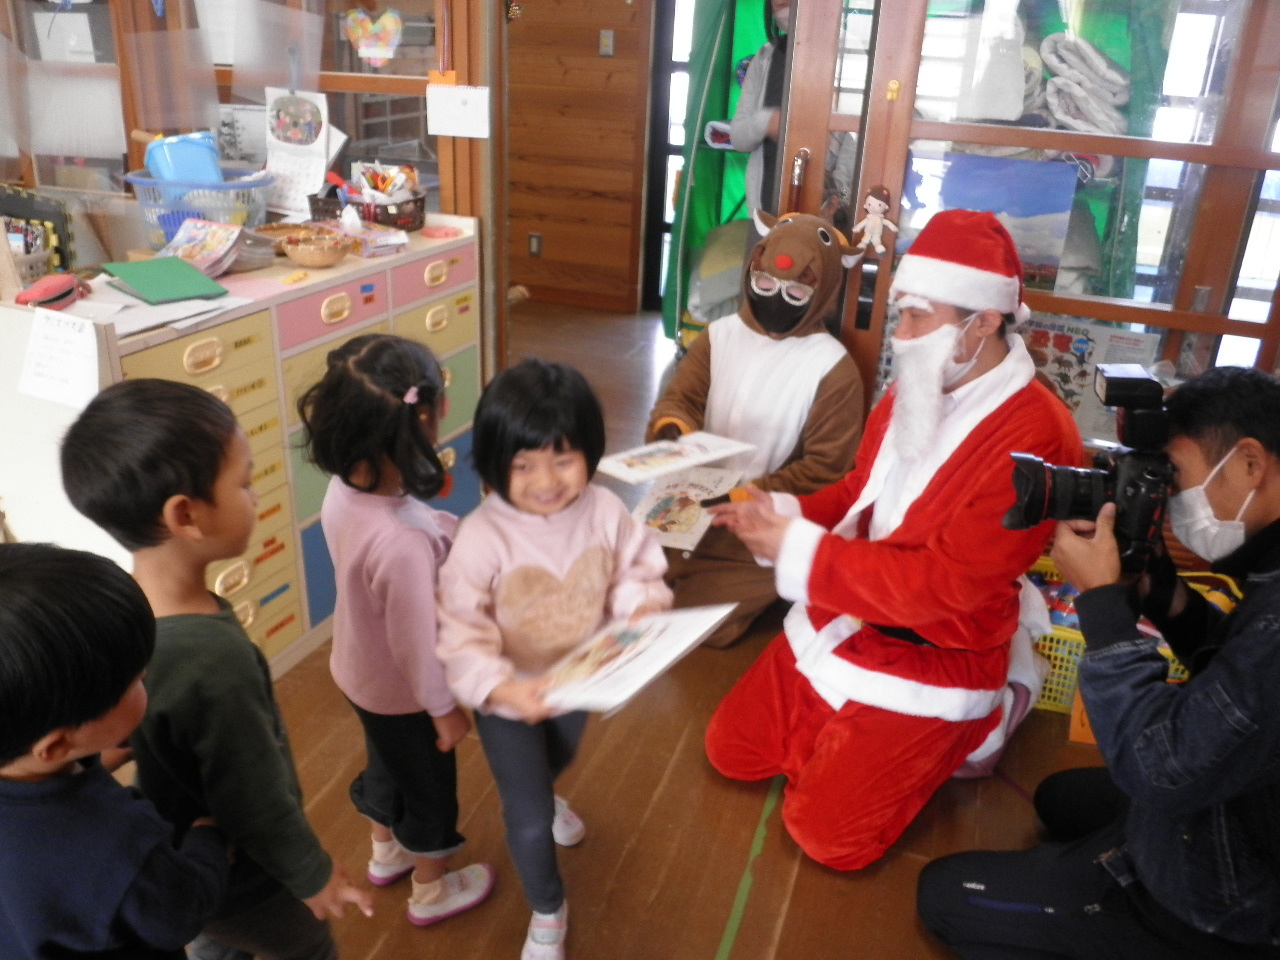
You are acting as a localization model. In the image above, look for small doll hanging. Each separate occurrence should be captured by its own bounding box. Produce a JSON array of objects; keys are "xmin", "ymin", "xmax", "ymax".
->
[{"xmin": 852, "ymin": 185, "xmax": 898, "ymax": 256}]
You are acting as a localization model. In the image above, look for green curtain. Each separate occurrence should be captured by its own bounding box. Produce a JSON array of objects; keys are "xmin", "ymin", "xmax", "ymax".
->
[
  {"xmin": 1024, "ymin": 0, "xmax": 1179, "ymax": 299},
  {"xmin": 661, "ymin": 0, "xmax": 767, "ymax": 339}
]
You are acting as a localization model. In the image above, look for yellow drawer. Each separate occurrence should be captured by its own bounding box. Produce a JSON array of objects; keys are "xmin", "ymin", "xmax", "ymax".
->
[
  {"xmin": 231, "ymin": 563, "xmax": 297, "ymax": 631},
  {"xmin": 241, "ymin": 403, "xmax": 285, "ymax": 459},
  {"xmin": 201, "ymin": 355, "xmax": 279, "ymax": 419},
  {"xmin": 240, "ymin": 560, "xmax": 305, "ymax": 657},
  {"xmin": 205, "ymin": 500, "xmax": 296, "ymax": 600},
  {"xmin": 121, "ymin": 311, "xmax": 272, "ymax": 384},
  {"xmin": 281, "ymin": 321, "xmax": 389, "ymax": 427},
  {"xmin": 251, "ymin": 599, "xmax": 305, "ymax": 660},
  {"xmin": 251, "ymin": 442, "xmax": 288, "ymax": 499},
  {"xmin": 390, "ymin": 287, "xmax": 479, "ymax": 358}
]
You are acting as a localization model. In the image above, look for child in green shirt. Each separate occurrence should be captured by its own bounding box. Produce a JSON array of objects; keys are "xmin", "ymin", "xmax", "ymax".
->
[{"xmin": 63, "ymin": 378, "xmax": 373, "ymax": 960}]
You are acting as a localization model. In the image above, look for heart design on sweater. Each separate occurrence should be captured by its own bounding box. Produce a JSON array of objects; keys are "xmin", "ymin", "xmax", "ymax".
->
[{"xmin": 495, "ymin": 546, "xmax": 614, "ymax": 673}]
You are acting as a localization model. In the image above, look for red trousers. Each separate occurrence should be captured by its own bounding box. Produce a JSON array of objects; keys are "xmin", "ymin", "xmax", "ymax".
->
[{"xmin": 705, "ymin": 633, "xmax": 1000, "ymax": 870}]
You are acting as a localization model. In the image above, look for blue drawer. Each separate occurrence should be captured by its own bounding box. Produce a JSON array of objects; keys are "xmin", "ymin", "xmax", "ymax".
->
[
  {"xmin": 299, "ymin": 521, "xmax": 337, "ymax": 628},
  {"xmin": 435, "ymin": 428, "xmax": 481, "ymax": 516}
]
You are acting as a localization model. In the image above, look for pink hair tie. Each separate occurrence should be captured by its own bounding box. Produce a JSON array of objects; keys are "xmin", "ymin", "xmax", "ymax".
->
[{"xmin": 403, "ymin": 386, "xmax": 420, "ymax": 405}]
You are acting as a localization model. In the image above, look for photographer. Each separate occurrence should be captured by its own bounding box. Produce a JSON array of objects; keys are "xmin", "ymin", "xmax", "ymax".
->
[{"xmin": 917, "ymin": 365, "xmax": 1280, "ymax": 959}]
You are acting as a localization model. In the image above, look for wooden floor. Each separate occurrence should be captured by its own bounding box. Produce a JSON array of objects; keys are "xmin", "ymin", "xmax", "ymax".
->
[{"xmin": 274, "ymin": 301, "xmax": 1102, "ymax": 960}]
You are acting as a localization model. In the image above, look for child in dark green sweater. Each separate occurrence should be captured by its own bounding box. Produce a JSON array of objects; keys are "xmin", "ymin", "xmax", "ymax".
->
[{"xmin": 63, "ymin": 379, "xmax": 373, "ymax": 960}]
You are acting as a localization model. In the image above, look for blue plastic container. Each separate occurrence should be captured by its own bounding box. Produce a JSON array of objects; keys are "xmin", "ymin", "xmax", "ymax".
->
[{"xmin": 144, "ymin": 132, "xmax": 223, "ymax": 184}]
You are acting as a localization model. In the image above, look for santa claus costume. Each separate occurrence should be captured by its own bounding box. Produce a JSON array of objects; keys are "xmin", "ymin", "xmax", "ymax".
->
[{"xmin": 705, "ymin": 210, "xmax": 1083, "ymax": 870}]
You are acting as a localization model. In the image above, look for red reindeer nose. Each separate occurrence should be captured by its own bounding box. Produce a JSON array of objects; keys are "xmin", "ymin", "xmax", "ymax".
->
[{"xmin": 774, "ymin": 253, "xmax": 794, "ymax": 271}]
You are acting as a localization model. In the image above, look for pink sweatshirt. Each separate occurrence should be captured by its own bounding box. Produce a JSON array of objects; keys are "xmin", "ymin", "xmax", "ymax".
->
[
  {"xmin": 322, "ymin": 476, "xmax": 458, "ymax": 717},
  {"xmin": 436, "ymin": 484, "xmax": 672, "ymax": 718}
]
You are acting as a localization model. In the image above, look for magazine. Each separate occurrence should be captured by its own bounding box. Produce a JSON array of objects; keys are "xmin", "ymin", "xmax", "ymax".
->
[
  {"xmin": 597, "ymin": 432, "xmax": 755, "ymax": 485},
  {"xmin": 156, "ymin": 219, "xmax": 243, "ymax": 277},
  {"xmin": 542, "ymin": 603, "xmax": 736, "ymax": 714},
  {"xmin": 631, "ymin": 466, "xmax": 740, "ymax": 551}
]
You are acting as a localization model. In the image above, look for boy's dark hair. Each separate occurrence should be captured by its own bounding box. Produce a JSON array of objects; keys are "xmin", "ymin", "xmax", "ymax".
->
[
  {"xmin": 298, "ymin": 334, "xmax": 447, "ymax": 501},
  {"xmin": 1166, "ymin": 366, "xmax": 1280, "ymax": 462},
  {"xmin": 472, "ymin": 358, "xmax": 605, "ymax": 500},
  {"xmin": 0, "ymin": 543, "xmax": 154, "ymax": 766},
  {"xmin": 61, "ymin": 380, "xmax": 238, "ymax": 551}
]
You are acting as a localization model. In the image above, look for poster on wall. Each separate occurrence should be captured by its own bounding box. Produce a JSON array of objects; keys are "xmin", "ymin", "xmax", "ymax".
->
[
  {"xmin": 900, "ymin": 152, "xmax": 1082, "ymax": 292},
  {"xmin": 1019, "ymin": 316, "xmax": 1162, "ymax": 442}
]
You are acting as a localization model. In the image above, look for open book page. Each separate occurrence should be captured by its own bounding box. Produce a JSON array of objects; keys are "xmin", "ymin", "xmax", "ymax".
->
[
  {"xmin": 597, "ymin": 432, "xmax": 755, "ymax": 485},
  {"xmin": 542, "ymin": 604, "xmax": 737, "ymax": 714},
  {"xmin": 631, "ymin": 467, "xmax": 740, "ymax": 551}
]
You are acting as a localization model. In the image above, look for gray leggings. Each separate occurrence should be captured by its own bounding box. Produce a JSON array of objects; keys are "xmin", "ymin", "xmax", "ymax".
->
[{"xmin": 473, "ymin": 710, "xmax": 588, "ymax": 914}]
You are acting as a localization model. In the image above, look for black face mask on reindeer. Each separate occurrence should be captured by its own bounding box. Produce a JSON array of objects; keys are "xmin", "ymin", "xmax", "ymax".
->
[{"xmin": 742, "ymin": 211, "xmax": 861, "ymax": 337}]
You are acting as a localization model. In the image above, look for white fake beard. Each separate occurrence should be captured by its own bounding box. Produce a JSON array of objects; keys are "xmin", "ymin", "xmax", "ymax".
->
[
  {"xmin": 888, "ymin": 323, "xmax": 961, "ymax": 462},
  {"xmin": 773, "ymin": 6, "xmax": 791, "ymax": 31}
]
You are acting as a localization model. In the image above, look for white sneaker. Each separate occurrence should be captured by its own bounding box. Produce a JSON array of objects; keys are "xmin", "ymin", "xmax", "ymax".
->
[
  {"xmin": 521, "ymin": 902, "xmax": 568, "ymax": 960},
  {"xmin": 552, "ymin": 796, "xmax": 585, "ymax": 847},
  {"xmin": 367, "ymin": 838, "xmax": 415, "ymax": 886},
  {"xmin": 407, "ymin": 863, "xmax": 496, "ymax": 927}
]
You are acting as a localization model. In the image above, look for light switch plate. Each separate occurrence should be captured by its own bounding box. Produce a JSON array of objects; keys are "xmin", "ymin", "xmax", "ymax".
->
[{"xmin": 599, "ymin": 29, "xmax": 615, "ymax": 57}]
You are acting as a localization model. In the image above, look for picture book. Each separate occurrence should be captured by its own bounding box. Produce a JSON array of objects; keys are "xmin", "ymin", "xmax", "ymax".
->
[
  {"xmin": 155, "ymin": 219, "xmax": 242, "ymax": 277},
  {"xmin": 631, "ymin": 466, "xmax": 740, "ymax": 551},
  {"xmin": 597, "ymin": 432, "xmax": 755, "ymax": 485},
  {"xmin": 542, "ymin": 604, "xmax": 737, "ymax": 714}
]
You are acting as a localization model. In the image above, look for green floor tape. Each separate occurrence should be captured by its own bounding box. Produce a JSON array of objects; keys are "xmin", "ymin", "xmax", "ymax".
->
[{"xmin": 715, "ymin": 776, "xmax": 784, "ymax": 960}]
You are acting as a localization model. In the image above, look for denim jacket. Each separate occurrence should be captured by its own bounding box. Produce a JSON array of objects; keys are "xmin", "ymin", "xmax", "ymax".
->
[{"xmin": 1075, "ymin": 518, "xmax": 1280, "ymax": 946}]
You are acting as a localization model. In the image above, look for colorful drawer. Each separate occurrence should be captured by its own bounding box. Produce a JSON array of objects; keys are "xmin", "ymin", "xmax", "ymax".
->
[
  {"xmin": 390, "ymin": 287, "xmax": 479, "ymax": 359},
  {"xmin": 205, "ymin": 491, "xmax": 296, "ymax": 600},
  {"xmin": 300, "ymin": 520, "xmax": 337, "ymax": 627},
  {"xmin": 241, "ymin": 402, "xmax": 287, "ymax": 498},
  {"xmin": 199, "ymin": 355, "xmax": 279, "ymax": 418},
  {"xmin": 238, "ymin": 565, "xmax": 305, "ymax": 658},
  {"xmin": 390, "ymin": 243, "xmax": 477, "ymax": 309},
  {"xmin": 120, "ymin": 310, "xmax": 272, "ymax": 383},
  {"xmin": 439, "ymin": 344, "xmax": 480, "ymax": 440},
  {"xmin": 289, "ymin": 437, "xmax": 330, "ymax": 524},
  {"xmin": 276, "ymin": 273, "xmax": 390, "ymax": 352},
  {"xmin": 435, "ymin": 429, "xmax": 482, "ymax": 516}
]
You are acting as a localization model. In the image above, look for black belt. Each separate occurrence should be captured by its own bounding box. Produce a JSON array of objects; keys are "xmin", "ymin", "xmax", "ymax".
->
[{"xmin": 865, "ymin": 623, "xmax": 936, "ymax": 648}]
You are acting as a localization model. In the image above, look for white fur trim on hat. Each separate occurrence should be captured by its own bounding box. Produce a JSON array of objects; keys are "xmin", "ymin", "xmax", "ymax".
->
[{"xmin": 891, "ymin": 253, "xmax": 1022, "ymax": 315}]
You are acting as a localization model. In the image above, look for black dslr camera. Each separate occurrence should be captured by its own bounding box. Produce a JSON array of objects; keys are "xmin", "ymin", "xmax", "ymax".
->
[{"xmin": 1003, "ymin": 364, "xmax": 1172, "ymax": 573}]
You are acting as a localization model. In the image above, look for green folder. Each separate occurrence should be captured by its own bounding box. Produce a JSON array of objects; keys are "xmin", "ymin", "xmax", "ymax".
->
[{"xmin": 102, "ymin": 257, "xmax": 228, "ymax": 305}]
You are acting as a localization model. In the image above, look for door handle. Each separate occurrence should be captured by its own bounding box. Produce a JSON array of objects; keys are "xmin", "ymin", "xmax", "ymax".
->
[{"xmin": 787, "ymin": 147, "xmax": 810, "ymax": 213}]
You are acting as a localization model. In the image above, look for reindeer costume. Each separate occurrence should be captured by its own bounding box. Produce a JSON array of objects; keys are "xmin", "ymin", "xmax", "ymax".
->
[{"xmin": 647, "ymin": 212, "xmax": 864, "ymax": 648}]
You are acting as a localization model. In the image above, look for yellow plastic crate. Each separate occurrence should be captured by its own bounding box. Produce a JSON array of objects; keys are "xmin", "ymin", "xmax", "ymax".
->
[{"xmin": 1034, "ymin": 627, "xmax": 1086, "ymax": 714}]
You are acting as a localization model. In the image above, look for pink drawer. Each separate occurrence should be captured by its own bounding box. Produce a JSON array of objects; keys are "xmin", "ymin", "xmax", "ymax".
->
[
  {"xmin": 390, "ymin": 243, "xmax": 478, "ymax": 308},
  {"xmin": 276, "ymin": 274, "xmax": 389, "ymax": 351}
]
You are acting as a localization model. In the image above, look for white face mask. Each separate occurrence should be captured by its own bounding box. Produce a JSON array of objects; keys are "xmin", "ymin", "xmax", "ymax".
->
[
  {"xmin": 1168, "ymin": 446, "xmax": 1255, "ymax": 561},
  {"xmin": 941, "ymin": 312, "xmax": 983, "ymax": 388}
]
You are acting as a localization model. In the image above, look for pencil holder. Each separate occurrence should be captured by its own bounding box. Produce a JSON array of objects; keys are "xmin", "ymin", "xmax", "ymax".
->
[{"xmin": 308, "ymin": 191, "xmax": 426, "ymax": 231}]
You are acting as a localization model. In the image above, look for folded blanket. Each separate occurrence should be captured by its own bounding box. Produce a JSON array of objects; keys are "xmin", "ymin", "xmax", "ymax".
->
[{"xmin": 1040, "ymin": 32, "xmax": 1129, "ymax": 106}]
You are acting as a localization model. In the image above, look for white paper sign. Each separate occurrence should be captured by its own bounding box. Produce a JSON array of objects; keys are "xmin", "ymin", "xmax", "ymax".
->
[
  {"xmin": 427, "ymin": 85, "xmax": 491, "ymax": 139},
  {"xmin": 17, "ymin": 308, "xmax": 100, "ymax": 409}
]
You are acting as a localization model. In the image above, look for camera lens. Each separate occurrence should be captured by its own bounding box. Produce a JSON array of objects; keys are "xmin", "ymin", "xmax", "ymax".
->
[{"xmin": 1003, "ymin": 453, "xmax": 1111, "ymax": 530}]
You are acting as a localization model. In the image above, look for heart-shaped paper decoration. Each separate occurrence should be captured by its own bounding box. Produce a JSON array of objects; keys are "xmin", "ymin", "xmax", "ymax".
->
[{"xmin": 344, "ymin": 8, "xmax": 405, "ymax": 68}]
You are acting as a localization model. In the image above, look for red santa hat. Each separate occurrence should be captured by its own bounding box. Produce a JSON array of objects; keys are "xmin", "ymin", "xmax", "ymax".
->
[{"xmin": 890, "ymin": 209, "xmax": 1030, "ymax": 321}]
